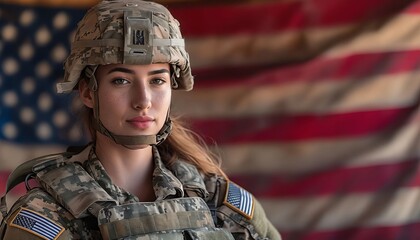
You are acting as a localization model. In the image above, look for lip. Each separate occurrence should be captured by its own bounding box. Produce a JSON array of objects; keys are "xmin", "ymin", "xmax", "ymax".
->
[{"xmin": 126, "ymin": 116, "xmax": 154, "ymax": 129}]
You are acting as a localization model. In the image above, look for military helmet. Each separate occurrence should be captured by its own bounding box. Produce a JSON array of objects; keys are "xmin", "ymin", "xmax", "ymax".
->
[{"xmin": 57, "ymin": 0, "xmax": 193, "ymax": 93}]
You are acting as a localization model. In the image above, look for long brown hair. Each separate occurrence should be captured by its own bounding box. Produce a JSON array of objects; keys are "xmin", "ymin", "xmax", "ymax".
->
[{"xmin": 159, "ymin": 116, "xmax": 227, "ymax": 177}]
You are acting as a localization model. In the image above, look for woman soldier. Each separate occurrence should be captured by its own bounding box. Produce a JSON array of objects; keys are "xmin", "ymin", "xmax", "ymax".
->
[{"xmin": 0, "ymin": 1, "xmax": 280, "ymax": 239}]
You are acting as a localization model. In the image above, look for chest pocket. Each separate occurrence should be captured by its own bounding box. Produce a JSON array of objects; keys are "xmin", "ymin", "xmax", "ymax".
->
[{"xmin": 97, "ymin": 197, "xmax": 234, "ymax": 240}]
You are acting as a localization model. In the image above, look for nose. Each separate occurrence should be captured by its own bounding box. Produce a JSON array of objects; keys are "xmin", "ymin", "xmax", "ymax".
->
[{"xmin": 132, "ymin": 82, "xmax": 151, "ymax": 110}]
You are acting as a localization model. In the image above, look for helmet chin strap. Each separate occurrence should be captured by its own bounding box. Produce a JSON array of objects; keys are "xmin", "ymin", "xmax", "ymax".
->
[
  {"xmin": 91, "ymin": 114, "xmax": 172, "ymax": 147},
  {"xmin": 85, "ymin": 66, "xmax": 172, "ymax": 148}
]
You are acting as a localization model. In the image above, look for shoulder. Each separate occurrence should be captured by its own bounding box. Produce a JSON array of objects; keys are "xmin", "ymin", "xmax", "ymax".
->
[
  {"xmin": 204, "ymin": 175, "xmax": 281, "ymax": 240},
  {"xmin": 1, "ymin": 188, "xmax": 74, "ymax": 239},
  {"xmin": 0, "ymin": 144, "xmax": 98, "ymax": 240}
]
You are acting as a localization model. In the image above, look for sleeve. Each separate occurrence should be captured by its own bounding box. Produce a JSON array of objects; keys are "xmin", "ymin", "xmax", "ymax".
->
[
  {"xmin": 0, "ymin": 189, "xmax": 75, "ymax": 240},
  {"xmin": 250, "ymin": 199, "xmax": 281, "ymax": 240},
  {"xmin": 214, "ymin": 180, "xmax": 281, "ymax": 240}
]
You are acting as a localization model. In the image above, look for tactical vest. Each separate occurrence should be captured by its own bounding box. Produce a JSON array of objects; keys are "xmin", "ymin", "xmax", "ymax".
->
[
  {"xmin": 97, "ymin": 198, "xmax": 232, "ymax": 240},
  {"xmin": 0, "ymin": 147, "xmax": 235, "ymax": 240}
]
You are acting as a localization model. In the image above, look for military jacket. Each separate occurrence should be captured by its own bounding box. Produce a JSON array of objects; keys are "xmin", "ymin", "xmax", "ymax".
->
[{"xmin": 0, "ymin": 145, "xmax": 280, "ymax": 240}]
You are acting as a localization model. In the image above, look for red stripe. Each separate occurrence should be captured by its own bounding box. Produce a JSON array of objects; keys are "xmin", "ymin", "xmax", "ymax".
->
[
  {"xmin": 170, "ymin": 0, "xmax": 410, "ymax": 37},
  {"xmin": 193, "ymin": 50, "xmax": 420, "ymax": 89},
  {"xmin": 404, "ymin": 0, "xmax": 420, "ymax": 14},
  {"xmin": 281, "ymin": 221, "xmax": 420, "ymax": 240},
  {"xmin": 190, "ymin": 107, "xmax": 415, "ymax": 144},
  {"xmin": 230, "ymin": 159, "xmax": 420, "ymax": 198}
]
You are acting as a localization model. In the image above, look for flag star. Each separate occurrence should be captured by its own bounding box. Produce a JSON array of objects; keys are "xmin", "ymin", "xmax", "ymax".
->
[
  {"xmin": 3, "ymin": 123, "xmax": 18, "ymax": 139},
  {"xmin": 20, "ymin": 107, "xmax": 36, "ymax": 124},
  {"xmin": 3, "ymin": 91, "xmax": 18, "ymax": 107},
  {"xmin": 37, "ymin": 122, "xmax": 52, "ymax": 140},
  {"xmin": 51, "ymin": 44, "xmax": 68, "ymax": 63},
  {"xmin": 2, "ymin": 24, "xmax": 18, "ymax": 41},
  {"xmin": 2, "ymin": 58, "xmax": 19, "ymax": 75},
  {"xmin": 22, "ymin": 77, "xmax": 36, "ymax": 94},
  {"xmin": 53, "ymin": 12, "xmax": 69, "ymax": 29},
  {"xmin": 36, "ymin": 61, "xmax": 52, "ymax": 78},
  {"xmin": 20, "ymin": 10, "xmax": 36, "ymax": 26},
  {"xmin": 35, "ymin": 26, "xmax": 51, "ymax": 46},
  {"xmin": 38, "ymin": 93, "xmax": 53, "ymax": 112},
  {"xmin": 19, "ymin": 42, "xmax": 35, "ymax": 61},
  {"xmin": 53, "ymin": 110, "xmax": 69, "ymax": 127},
  {"xmin": 0, "ymin": 4, "xmax": 97, "ymax": 144}
]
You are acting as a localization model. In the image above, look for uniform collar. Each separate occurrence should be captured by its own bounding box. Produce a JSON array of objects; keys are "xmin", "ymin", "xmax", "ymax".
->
[
  {"xmin": 168, "ymin": 158, "xmax": 209, "ymax": 199},
  {"xmin": 151, "ymin": 146, "xmax": 184, "ymax": 200},
  {"xmin": 84, "ymin": 145, "xmax": 184, "ymax": 203}
]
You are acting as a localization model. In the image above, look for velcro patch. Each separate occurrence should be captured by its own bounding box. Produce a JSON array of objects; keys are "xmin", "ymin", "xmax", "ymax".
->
[
  {"xmin": 223, "ymin": 181, "xmax": 254, "ymax": 219},
  {"xmin": 10, "ymin": 208, "xmax": 65, "ymax": 240}
]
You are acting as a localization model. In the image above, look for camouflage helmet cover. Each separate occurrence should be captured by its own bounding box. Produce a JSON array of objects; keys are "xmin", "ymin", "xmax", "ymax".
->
[{"xmin": 57, "ymin": 0, "xmax": 193, "ymax": 93}]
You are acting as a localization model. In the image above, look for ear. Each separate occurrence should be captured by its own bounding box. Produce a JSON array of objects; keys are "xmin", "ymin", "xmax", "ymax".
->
[{"xmin": 78, "ymin": 79, "xmax": 94, "ymax": 109}]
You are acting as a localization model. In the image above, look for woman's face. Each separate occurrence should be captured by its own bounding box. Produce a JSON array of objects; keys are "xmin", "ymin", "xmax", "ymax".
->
[{"xmin": 82, "ymin": 63, "xmax": 172, "ymax": 138}]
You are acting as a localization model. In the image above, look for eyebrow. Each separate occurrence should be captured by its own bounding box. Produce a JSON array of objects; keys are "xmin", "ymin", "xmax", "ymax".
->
[
  {"xmin": 148, "ymin": 69, "xmax": 170, "ymax": 75},
  {"xmin": 107, "ymin": 67, "xmax": 170, "ymax": 76}
]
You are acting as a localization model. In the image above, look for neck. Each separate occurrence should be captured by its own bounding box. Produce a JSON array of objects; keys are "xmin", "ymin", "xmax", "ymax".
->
[{"xmin": 94, "ymin": 133, "xmax": 155, "ymax": 201}]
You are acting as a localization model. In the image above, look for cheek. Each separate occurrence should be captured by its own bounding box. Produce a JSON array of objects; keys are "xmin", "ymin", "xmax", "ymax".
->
[
  {"xmin": 153, "ymin": 90, "xmax": 171, "ymax": 126},
  {"xmin": 164, "ymin": 90, "xmax": 172, "ymax": 105},
  {"xmin": 98, "ymin": 90, "xmax": 125, "ymax": 116},
  {"xmin": 156, "ymin": 90, "xmax": 172, "ymax": 110}
]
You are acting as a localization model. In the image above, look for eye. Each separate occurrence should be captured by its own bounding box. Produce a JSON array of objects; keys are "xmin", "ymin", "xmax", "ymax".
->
[
  {"xmin": 112, "ymin": 78, "xmax": 130, "ymax": 85},
  {"xmin": 150, "ymin": 78, "xmax": 166, "ymax": 85}
]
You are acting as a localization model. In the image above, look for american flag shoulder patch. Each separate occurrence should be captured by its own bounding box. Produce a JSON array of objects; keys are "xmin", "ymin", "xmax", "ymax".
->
[
  {"xmin": 223, "ymin": 181, "xmax": 255, "ymax": 220},
  {"xmin": 10, "ymin": 208, "xmax": 65, "ymax": 240}
]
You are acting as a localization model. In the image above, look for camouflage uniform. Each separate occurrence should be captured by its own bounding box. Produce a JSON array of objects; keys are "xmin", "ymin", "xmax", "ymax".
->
[{"xmin": 0, "ymin": 145, "xmax": 281, "ymax": 239}]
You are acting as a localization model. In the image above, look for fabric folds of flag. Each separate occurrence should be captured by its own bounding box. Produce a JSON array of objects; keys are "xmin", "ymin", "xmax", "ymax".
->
[
  {"xmin": 2, "ymin": 0, "xmax": 420, "ymax": 239},
  {"xmin": 169, "ymin": 0, "xmax": 420, "ymax": 239}
]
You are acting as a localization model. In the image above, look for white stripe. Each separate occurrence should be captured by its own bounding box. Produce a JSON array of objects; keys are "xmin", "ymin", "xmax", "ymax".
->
[
  {"xmin": 242, "ymin": 190, "xmax": 249, "ymax": 215},
  {"xmin": 186, "ymin": 13, "xmax": 420, "ymax": 69},
  {"xmin": 260, "ymin": 186, "xmax": 420, "ymax": 232},
  {"xmin": 245, "ymin": 192, "xmax": 252, "ymax": 216},
  {"xmin": 323, "ymin": 13, "xmax": 420, "ymax": 58},
  {"xmin": 245, "ymin": 191, "xmax": 252, "ymax": 215},
  {"xmin": 32, "ymin": 226, "xmax": 55, "ymax": 240},
  {"xmin": 173, "ymin": 71, "xmax": 420, "ymax": 119},
  {"xmin": 32, "ymin": 225, "xmax": 59, "ymax": 238},
  {"xmin": 187, "ymin": 24, "xmax": 363, "ymax": 69},
  {"xmin": 240, "ymin": 188, "xmax": 247, "ymax": 214},
  {"xmin": 249, "ymin": 195, "xmax": 254, "ymax": 216}
]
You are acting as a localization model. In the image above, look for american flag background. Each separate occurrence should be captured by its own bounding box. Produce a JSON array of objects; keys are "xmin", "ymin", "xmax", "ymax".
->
[{"xmin": 2, "ymin": 0, "xmax": 420, "ymax": 239}]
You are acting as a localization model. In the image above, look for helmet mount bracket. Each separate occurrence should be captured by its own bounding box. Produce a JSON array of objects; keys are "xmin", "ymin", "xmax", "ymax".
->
[{"xmin": 124, "ymin": 11, "xmax": 153, "ymax": 65}]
